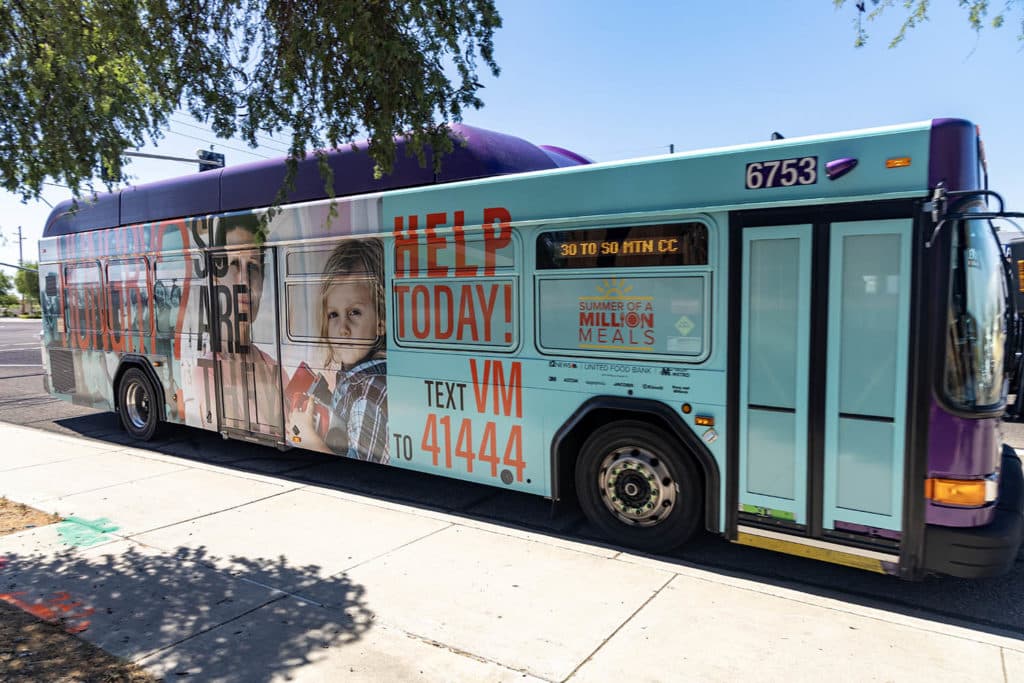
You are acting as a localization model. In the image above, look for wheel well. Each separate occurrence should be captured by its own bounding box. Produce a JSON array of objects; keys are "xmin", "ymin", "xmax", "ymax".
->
[
  {"xmin": 113, "ymin": 357, "xmax": 166, "ymax": 417},
  {"xmin": 551, "ymin": 399, "xmax": 719, "ymax": 533}
]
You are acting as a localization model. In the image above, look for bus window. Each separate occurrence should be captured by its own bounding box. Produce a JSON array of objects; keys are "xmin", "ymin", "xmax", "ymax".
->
[
  {"xmin": 536, "ymin": 274, "xmax": 708, "ymax": 359},
  {"xmin": 535, "ymin": 221, "xmax": 711, "ymax": 360},
  {"xmin": 284, "ymin": 241, "xmax": 387, "ymax": 347},
  {"xmin": 154, "ymin": 257, "xmax": 190, "ymax": 334},
  {"xmin": 284, "ymin": 245, "xmax": 335, "ymax": 344},
  {"xmin": 945, "ymin": 216, "xmax": 1008, "ymax": 409},
  {"xmin": 286, "ymin": 247, "xmax": 335, "ymax": 277},
  {"xmin": 107, "ymin": 258, "xmax": 150, "ymax": 337},
  {"xmin": 391, "ymin": 231, "xmax": 519, "ymax": 350},
  {"xmin": 287, "ymin": 276, "xmax": 381, "ymax": 342},
  {"xmin": 392, "ymin": 276, "xmax": 519, "ymax": 350},
  {"xmin": 63, "ymin": 263, "xmax": 103, "ymax": 337}
]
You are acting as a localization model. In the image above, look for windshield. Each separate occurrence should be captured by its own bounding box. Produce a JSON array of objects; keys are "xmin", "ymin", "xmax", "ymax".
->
[{"xmin": 944, "ymin": 215, "xmax": 1007, "ymax": 410}]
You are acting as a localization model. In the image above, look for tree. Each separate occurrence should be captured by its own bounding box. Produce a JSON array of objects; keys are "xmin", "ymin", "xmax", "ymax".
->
[
  {"xmin": 0, "ymin": 1, "xmax": 501, "ymax": 202},
  {"xmin": 0, "ymin": 271, "xmax": 12, "ymax": 297},
  {"xmin": 835, "ymin": 1, "xmax": 1023, "ymax": 47},
  {"xmin": 15, "ymin": 263, "xmax": 39, "ymax": 305}
]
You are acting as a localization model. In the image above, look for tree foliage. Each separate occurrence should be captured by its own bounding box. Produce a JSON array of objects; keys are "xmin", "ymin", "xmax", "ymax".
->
[
  {"xmin": 0, "ymin": 271, "xmax": 11, "ymax": 297},
  {"xmin": 14, "ymin": 263, "xmax": 39, "ymax": 303},
  {"xmin": 0, "ymin": 1, "xmax": 501, "ymax": 201},
  {"xmin": 835, "ymin": 1, "xmax": 1023, "ymax": 47}
]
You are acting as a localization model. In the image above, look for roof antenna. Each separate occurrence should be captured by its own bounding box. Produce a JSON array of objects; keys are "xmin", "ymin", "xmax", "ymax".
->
[{"xmin": 771, "ymin": 132, "xmax": 785, "ymax": 140}]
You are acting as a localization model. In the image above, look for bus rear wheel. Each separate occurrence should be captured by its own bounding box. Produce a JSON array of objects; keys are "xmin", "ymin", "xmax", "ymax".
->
[
  {"xmin": 117, "ymin": 367, "xmax": 162, "ymax": 441},
  {"xmin": 575, "ymin": 420, "xmax": 702, "ymax": 553}
]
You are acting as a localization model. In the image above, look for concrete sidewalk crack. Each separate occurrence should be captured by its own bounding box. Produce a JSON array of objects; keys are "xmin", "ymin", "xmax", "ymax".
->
[
  {"xmin": 680, "ymin": 570, "xmax": 1024, "ymax": 652},
  {"xmin": 292, "ymin": 522, "xmax": 456, "ymax": 601},
  {"xmin": 560, "ymin": 572, "xmax": 675, "ymax": 682},
  {"xmin": 31, "ymin": 465, "xmax": 194, "ymax": 505},
  {"xmin": 384, "ymin": 627, "xmax": 558, "ymax": 682},
  {"xmin": 123, "ymin": 486, "xmax": 306, "ymax": 540},
  {"xmin": 131, "ymin": 593, "xmax": 293, "ymax": 663}
]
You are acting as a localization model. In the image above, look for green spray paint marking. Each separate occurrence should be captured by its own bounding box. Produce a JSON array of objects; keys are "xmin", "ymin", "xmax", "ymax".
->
[
  {"xmin": 740, "ymin": 504, "xmax": 796, "ymax": 522},
  {"xmin": 57, "ymin": 517, "xmax": 120, "ymax": 547}
]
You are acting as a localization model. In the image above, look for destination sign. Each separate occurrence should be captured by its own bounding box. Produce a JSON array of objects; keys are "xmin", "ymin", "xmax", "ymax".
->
[{"xmin": 536, "ymin": 223, "xmax": 708, "ymax": 269}]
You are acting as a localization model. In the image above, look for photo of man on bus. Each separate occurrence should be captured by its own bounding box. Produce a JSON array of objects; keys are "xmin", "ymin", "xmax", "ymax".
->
[{"xmin": 192, "ymin": 214, "xmax": 285, "ymax": 435}]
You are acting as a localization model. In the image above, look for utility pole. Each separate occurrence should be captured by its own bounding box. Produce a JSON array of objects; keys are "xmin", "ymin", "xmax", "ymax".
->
[{"xmin": 16, "ymin": 226, "xmax": 25, "ymax": 314}]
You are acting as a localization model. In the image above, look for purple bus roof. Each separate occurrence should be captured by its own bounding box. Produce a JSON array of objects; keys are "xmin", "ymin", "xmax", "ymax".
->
[{"xmin": 43, "ymin": 124, "xmax": 590, "ymax": 237}]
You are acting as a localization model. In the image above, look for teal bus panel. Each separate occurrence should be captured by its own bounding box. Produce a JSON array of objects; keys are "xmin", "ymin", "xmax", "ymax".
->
[
  {"xmin": 738, "ymin": 225, "xmax": 812, "ymax": 524},
  {"xmin": 822, "ymin": 220, "xmax": 911, "ymax": 532}
]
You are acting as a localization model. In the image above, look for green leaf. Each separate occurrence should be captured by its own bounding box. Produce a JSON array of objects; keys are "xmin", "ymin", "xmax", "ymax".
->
[
  {"xmin": 835, "ymin": 0, "xmax": 1020, "ymax": 47},
  {"xmin": 0, "ymin": 0, "xmax": 502, "ymax": 208}
]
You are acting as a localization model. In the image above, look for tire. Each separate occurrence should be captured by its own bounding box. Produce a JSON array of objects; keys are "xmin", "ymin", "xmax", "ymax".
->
[
  {"xmin": 117, "ymin": 367, "xmax": 162, "ymax": 441},
  {"xmin": 575, "ymin": 420, "xmax": 702, "ymax": 553}
]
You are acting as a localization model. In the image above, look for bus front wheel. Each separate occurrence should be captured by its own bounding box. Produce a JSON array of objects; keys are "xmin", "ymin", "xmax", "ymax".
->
[
  {"xmin": 117, "ymin": 367, "xmax": 162, "ymax": 441},
  {"xmin": 575, "ymin": 420, "xmax": 702, "ymax": 553}
]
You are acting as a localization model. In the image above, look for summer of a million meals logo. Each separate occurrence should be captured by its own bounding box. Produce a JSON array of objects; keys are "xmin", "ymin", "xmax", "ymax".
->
[{"xmin": 578, "ymin": 279, "xmax": 655, "ymax": 351}]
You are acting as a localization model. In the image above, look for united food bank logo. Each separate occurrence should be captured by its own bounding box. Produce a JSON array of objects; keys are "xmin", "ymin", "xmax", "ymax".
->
[{"xmin": 578, "ymin": 278, "xmax": 655, "ymax": 351}]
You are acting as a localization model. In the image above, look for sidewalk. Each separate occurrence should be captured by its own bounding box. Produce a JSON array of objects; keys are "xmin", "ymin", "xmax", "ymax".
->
[{"xmin": 1, "ymin": 421, "xmax": 1022, "ymax": 682}]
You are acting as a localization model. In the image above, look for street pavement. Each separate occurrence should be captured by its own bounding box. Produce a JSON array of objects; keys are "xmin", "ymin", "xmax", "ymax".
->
[{"xmin": 1, "ymin": 420, "xmax": 1023, "ymax": 682}]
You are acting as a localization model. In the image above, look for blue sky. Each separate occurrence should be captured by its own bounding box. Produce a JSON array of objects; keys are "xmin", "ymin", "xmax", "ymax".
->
[{"xmin": 3, "ymin": 1, "xmax": 1022, "ymax": 279}]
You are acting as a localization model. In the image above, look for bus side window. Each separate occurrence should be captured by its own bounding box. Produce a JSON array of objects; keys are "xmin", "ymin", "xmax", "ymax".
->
[
  {"xmin": 107, "ymin": 258, "xmax": 150, "ymax": 337},
  {"xmin": 154, "ymin": 257, "xmax": 190, "ymax": 334},
  {"xmin": 39, "ymin": 266, "xmax": 63, "ymax": 343},
  {"xmin": 391, "ymin": 232, "xmax": 520, "ymax": 352},
  {"xmin": 63, "ymin": 263, "xmax": 104, "ymax": 341},
  {"xmin": 534, "ymin": 222, "xmax": 711, "ymax": 361},
  {"xmin": 283, "ymin": 244, "xmax": 340, "ymax": 345}
]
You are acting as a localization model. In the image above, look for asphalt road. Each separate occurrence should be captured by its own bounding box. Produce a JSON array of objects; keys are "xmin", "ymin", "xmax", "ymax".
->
[{"xmin": 3, "ymin": 319, "xmax": 1024, "ymax": 642}]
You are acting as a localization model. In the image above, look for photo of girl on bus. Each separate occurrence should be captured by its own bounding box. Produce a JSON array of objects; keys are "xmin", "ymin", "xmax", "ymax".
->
[{"xmin": 291, "ymin": 237, "xmax": 389, "ymax": 464}]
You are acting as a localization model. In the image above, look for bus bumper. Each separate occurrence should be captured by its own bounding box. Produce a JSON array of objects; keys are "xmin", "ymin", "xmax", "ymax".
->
[{"xmin": 922, "ymin": 445, "xmax": 1024, "ymax": 578}]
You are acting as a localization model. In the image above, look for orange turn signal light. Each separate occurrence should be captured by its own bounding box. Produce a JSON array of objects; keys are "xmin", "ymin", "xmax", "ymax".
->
[
  {"xmin": 886, "ymin": 157, "xmax": 912, "ymax": 169},
  {"xmin": 694, "ymin": 415, "xmax": 715, "ymax": 427},
  {"xmin": 924, "ymin": 477, "xmax": 995, "ymax": 507}
]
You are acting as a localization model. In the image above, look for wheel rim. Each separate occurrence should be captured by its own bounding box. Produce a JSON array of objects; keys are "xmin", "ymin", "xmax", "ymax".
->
[
  {"xmin": 598, "ymin": 446, "xmax": 677, "ymax": 527},
  {"xmin": 124, "ymin": 379, "xmax": 150, "ymax": 430}
]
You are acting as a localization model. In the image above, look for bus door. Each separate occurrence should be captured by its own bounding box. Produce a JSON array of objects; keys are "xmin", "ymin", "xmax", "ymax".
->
[
  {"xmin": 208, "ymin": 247, "xmax": 285, "ymax": 440},
  {"xmin": 736, "ymin": 219, "xmax": 911, "ymax": 557}
]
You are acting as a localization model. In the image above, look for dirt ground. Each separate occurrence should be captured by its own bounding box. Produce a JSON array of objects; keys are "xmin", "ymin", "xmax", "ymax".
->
[
  {"xmin": 0, "ymin": 497, "xmax": 157, "ymax": 682},
  {"xmin": 0, "ymin": 496, "xmax": 60, "ymax": 535}
]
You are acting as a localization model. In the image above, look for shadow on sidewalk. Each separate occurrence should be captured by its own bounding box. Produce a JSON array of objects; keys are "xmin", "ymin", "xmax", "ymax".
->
[
  {"xmin": 0, "ymin": 540, "xmax": 374, "ymax": 678},
  {"xmin": 49, "ymin": 413, "xmax": 1024, "ymax": 644},
  {"xmin": 53, "ymin": 412, "xmax": 588, "ymax": 534}
]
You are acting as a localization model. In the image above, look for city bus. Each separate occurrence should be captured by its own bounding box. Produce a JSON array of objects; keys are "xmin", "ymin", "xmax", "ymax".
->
[{"xmin": 39, "ymin": 119, "xmax": 1024, "ymax": 580}]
